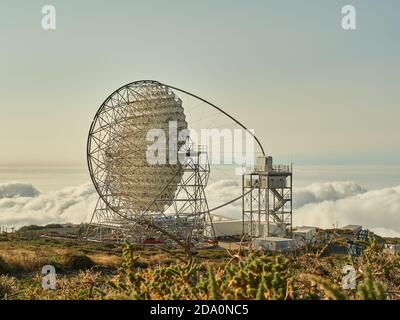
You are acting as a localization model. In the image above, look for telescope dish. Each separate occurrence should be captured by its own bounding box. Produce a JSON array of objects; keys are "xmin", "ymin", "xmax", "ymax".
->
[{"xmin": 88, "ymin": 81, "xmax": 188, "ymax": 217}]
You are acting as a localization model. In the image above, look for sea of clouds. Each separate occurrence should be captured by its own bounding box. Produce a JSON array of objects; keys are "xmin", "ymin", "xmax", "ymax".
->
[
  {"xmin": 0, "ymin": 180, "xmax": 399, "ymax": 237},
  {"xmin": 0, "ymin": 182, "xmax": 97, "ymax": 228}
]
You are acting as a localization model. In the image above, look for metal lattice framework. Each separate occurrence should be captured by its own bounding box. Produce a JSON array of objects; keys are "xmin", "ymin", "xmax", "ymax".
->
[
  {"xmin": 86, "ymin": 81, "xmax": 215, "ymax": 246},
  {"xmin": 242, "ymin": 161, "xmax": 293, "ymax": 239}
]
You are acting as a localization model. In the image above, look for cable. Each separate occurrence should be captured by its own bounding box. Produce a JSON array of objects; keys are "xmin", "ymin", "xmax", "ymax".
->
[
  {"xmin": 198, "ymin": 182, "xmax": 258, "ymax": 215},
  {"xmin": 157, "ymin": 81, "xmax": 265, "ymax": 157}
]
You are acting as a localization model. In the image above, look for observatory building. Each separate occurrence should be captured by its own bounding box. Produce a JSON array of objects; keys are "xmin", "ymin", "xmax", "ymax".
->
[{"xmin": 85, "ymin": 80, "xmax": 293, "ymax": 251}]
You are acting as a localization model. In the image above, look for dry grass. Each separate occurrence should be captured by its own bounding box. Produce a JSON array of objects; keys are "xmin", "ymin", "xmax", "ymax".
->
[
  {"xmin": 1, "ymin": 249, "xmax": 58, "ymax": 271},
  {"xmin": 0, "ymin": 239, "xmax": 121, "ymax": 272},
  {"xmin": 0, "ymin": 237, "xmax": 230, "ymax": 274},
  {"xmin": 88, "ymin": 254, "xmax": 122, "ymax": 268}
]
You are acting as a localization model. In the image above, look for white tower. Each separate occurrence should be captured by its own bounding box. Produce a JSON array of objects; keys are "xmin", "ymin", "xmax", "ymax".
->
[{"xmin": 242, "ymin": 156, "xmax": 293, "ymax": 239}]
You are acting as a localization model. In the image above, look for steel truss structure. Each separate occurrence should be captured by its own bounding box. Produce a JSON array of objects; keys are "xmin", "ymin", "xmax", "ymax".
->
[
  {"xmin": 242, "ymin": 158, "xmax": 293, "ymax": 239},
  {"xmin": 86, "ymin": 81, "xmax": 214, "ymax": 246}
]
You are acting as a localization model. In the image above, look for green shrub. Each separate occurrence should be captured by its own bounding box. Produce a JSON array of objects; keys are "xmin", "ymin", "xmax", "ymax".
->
[
  {"xmin": 0, "ymin": 275, "xmax": 19, "ymax": 299},
  {"xmin": 63, "ymin": 254, "xmax": 95, "ymax": 270},
  {"xmin": 357, "ymin": 267, "xmax": 386, "ymax": 300},
  {"xmin": 18, "ymin": 225, "xmax": 44, "ymax": 232},
  {"xmin": 0, "ymin": 256, "xmax": 9, "ymax": 274},
  {"xmin": 44, "ymin": 224, "xmax": 64, "ymax": 229},
  {"xmin": 105, "ymin": 244, "xmax": 296, "ymax": 300}
]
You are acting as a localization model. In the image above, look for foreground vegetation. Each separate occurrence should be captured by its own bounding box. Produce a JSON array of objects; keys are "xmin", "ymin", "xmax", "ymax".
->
[{"xmin": 0, "ymin": 227, "xmax": 399, "ymax": 300}]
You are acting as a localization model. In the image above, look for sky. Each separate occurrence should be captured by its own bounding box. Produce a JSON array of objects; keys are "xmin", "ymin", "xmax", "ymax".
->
[{"xmin": 0, "ymin": 0, "xmax": 399, "ymax": 166}]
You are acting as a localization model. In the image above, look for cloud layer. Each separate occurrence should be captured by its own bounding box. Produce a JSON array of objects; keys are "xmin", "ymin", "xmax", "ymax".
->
[
  {"xmin": 0, "ymin": 180, "xmax": 399, "ymax": 237},
  {"xmin": 0, "ymin": 182, "xmax": 41, "ymax": 198},
  {"xmin": 207, "ymin": 180, "xmax": 400, "ymax": 237},
  {"xmin": 293, "ymin": 181, "xmax": 367, "ymax": 208},
  {"xmin": 0, "ymin": 182, "xmax": 97, "ymax": 228},
  {"xmin": 295, "ymin": 185, "xmax": 400, "ymax": 237}
]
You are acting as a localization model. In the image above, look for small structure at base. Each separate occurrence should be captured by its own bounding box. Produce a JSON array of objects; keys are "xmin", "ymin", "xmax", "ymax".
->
[
  {"xmin": 384, "ymin": 243, "xmax": 400, "ymax": 255},
  {"xmin": 263, "ymin": 222, "xmax": 286, "ymax": 238},
  {"xmin": 212, "ymin": 220, "xmax": 243, "ymax": 238},
  {"xmin": 252, "ymin": 237, "xmax": 297, "ymax": 252},
  {"xmin": 212, "ymin": 220, "xmax": 286, "ymax": 239},
  {"xmin": 293, "ymin": 226, "xmax": 317, "ymax": 246}
]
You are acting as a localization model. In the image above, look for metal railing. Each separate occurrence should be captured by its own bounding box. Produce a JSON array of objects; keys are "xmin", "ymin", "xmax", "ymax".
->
[
  {"xmin": 272, "ymin": 165, "xmax": 292, "ymax": 173},
  {"xmin": 251, "ymin": 164, "xmax": 292, "ymax": 173}
]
